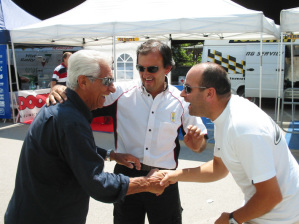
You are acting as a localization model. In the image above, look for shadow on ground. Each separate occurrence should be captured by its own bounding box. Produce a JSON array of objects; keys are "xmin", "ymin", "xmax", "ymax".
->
[{"xmin": 0, "ymin": 122, "xmax": 29, "ymax": 141}]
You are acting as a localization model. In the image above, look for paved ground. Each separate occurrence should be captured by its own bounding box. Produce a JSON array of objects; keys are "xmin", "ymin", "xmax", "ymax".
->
[
  {"xmin": 0, "ymin": 122, "xmax": 243, "ymax": 224},
  {"xmin": 1, "ymin": 98, "xmax": 299, "ymax": 224},
  {"xmin": 1, "ymin": 120, "xmax": 298, "ymax": 224}
]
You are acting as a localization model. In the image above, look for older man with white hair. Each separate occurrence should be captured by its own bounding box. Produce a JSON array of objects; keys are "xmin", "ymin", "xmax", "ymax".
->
[{"xmin": 5, "ymin": 50, "xmax": 167, "ymax": 224}]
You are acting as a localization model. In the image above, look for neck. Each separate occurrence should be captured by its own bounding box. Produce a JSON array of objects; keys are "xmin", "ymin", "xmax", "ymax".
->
[
  {"xmin": 75, "ymin": 89, "xmax": 92, "ymax": 110},
  {"xmin": 210, "ymin": 95, "xmax": 231, "ymax": 121},
  {"xmin": 146, "ymin": 82, "xmax": 167, "ymax": 99}
]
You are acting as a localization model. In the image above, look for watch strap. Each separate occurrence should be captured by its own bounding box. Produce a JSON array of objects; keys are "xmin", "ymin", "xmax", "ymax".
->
[
  {"xmin": 229, "ymin": 212, "xmax": 238, "ymax": 224},
  {"xmin": 106, "ymin": 149, "xmax": 114, "ymax": 161}
]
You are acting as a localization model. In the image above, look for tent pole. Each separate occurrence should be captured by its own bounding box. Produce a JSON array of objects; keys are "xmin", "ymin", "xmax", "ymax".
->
[
  {"xmin": 6, "ymin": 45, "xmax": 13, "ymax": 93},
  {"xmin": 290, "ymin": 33, "xmax": 295, "ymax": 126},
  {"xmin": 113, "ymin": 36, "xmax": 116, "ymax": 81},
  {"xmin": 259, "ymin": 33, "xmax": 263, "ymax": 108},
  {"xmin": 168, "ymin": 34, "xmax": 172, "ymax": 85},
  {"xmin": 276, "ymin": 33, "xmax": 284, "ymax": 123},
  {"xmin": 6, "ymin": 44, "xmax": 19, "ymax": 91},
  {"xmin": 6, "ymin": 44, "xmax": 16, "ymax": 123},
  {"xmin": 11, "ymin": 41, "xmax": 19, "ymax": 91}
]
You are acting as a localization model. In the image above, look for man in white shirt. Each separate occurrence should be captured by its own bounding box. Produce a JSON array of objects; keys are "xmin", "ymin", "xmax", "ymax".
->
[
  {"xmin": 51, "ymin": 52, "xmax": 72, "ymax": 88},
  {"xmin": 47, "ymin": 40, "xmax": 208, "ymax": 224},
  {"xmin": 160, "ymin": 62, "xmax": 299, "ymax": 224}
]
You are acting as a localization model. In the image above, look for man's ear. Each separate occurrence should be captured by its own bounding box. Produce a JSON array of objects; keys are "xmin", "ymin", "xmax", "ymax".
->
[
  {"xmin": 206, "ymin": 87, "xmax": 216, "ymax": 100},
  {"xmin": 165, "ymin": 65, "xmax": 172, "ymax": 75},
  {"xmin": 77, "ymin": 75, "xmax": 88, "ymax": 89}
]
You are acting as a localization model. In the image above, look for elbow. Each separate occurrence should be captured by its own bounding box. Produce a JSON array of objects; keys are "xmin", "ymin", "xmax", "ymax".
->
[
  {"xmin": 219, "ymin": 169, "xmax": 229, "ymax": 179},
  {"xmin": 270, "ymin": 186, "xmax": 283, "ymax": 208},
  {"xmin": 273, "ymin": 192, "xmax": 283, "ymax": 206},
  {"xmin": 264, "ymin": 190, "xmax": 283, "ymax": 212}
]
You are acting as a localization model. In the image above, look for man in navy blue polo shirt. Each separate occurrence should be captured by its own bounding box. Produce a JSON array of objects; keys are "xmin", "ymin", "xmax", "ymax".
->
[{"xmin": 5, "ymin": 50, "xmax": 167, "ymax": 224}]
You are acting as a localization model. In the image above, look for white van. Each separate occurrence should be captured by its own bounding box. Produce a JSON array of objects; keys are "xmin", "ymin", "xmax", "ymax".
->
[{"xmin": 201, "ymin": 39, "xmax": 299, "ymax": 101}]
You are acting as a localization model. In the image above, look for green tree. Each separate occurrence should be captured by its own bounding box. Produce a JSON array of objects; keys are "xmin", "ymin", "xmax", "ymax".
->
[{"xmin": 172, "ymin": 42, "xmax": 202, "ymax": 67}]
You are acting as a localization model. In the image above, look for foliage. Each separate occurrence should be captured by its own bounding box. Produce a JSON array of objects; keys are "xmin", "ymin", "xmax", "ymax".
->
[{"xmin": 172, "ymin": 42, "xmax": 203, "ymax": 67}]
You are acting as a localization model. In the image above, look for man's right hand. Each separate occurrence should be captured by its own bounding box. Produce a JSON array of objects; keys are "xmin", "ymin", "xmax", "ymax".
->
[
  {"xmin": 159, "ymin": 170, "xmax": 180, "ymax": 186},
  {"xmin": 127, "ymin": 169, "xmax": 169, "ymax": 196},
  {"xmin": 46, "ymin": 85, "xmax": 68, "ymax": 106},
  {"xmin": 146, "ymin": 169, "xmax": 169, "ymax": 195}
]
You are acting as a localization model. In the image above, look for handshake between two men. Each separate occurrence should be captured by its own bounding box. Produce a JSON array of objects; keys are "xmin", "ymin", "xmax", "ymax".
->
[{"xmin": 141, "ymin": 168, "xmax": 180, "ymax": 196}]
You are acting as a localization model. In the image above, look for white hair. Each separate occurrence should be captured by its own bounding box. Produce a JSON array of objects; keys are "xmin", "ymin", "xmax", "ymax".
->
[{"xmin": 67, "ymin": 50, "xmax": 111, "ymax": 90}]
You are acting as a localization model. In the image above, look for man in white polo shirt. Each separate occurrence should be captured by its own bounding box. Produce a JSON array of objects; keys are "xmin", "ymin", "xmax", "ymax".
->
[
  {"xmin": 160, "ymin": 62, "xmax": 299, "ymax": 224},
  {"xmin": 47, "ymin": 40, "xmax": 208, "ymax": 224}
]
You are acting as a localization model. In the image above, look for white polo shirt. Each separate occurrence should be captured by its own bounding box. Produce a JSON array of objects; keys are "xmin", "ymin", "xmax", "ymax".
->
[
  {"xmin": 213, "ymin": 95, "xmax": 299, "ymax": 223},
  {"xmin": 103, "ymin": 79, "xmax": 207, "ymax": 169}
]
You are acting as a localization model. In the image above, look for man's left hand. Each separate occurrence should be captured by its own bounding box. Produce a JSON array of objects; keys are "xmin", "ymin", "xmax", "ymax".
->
[
  {"xmin": 184, "ymin": 125, "xmax": 206, "ymax": 153},
  {"xmin": 111, "ymin": 152, "xmax": 141, "ymax": 170}
]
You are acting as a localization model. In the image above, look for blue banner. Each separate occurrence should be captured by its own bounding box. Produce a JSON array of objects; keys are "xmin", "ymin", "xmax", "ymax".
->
[{"xmin": 0, "ymin": 45, "xmax": 11, "ymax": 119}]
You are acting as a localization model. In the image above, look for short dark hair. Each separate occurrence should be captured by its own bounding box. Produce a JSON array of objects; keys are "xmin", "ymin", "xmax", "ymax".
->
[
  {"xmin": 136, "ymin": 39, "xmax": 175, "ymax": 69},
  {"xmin": 62, "ymin": 52, "xmax": 72, "ymax": 61},
  {"xmin": 200, "ymin": 62, "xmax": 231, "ymax": 96}
]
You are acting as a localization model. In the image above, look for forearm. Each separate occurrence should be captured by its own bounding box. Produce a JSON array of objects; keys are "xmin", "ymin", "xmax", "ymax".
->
[
  {"xmin": 231, "ymin": 194, "xmax": 281, "ymax": 223},
  {"xmin": 126, "ymin": 177, "xmax": 150, "ymax": 195},
  {"xmin": 127, "ymin": 172, "xmax": 165, "ymax": 195},
  {"xmin": 176, "ymin": 159, "xmax": 228, "ymax": 183},
  {"xmin": 231, "ymin": 177, "xmax": 282, "ymax": 223}
]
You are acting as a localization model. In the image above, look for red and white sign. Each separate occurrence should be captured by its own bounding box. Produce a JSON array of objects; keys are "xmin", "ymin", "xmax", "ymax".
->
[{"xmin": 18, "ymin": 89, "xmax": 50, "ymax": 123}]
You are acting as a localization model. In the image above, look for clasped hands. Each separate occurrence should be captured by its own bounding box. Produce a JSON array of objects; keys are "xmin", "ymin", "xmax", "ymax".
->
[
  {"xmin": 147, "ymin": 169, "xmax": 179, "ymax": 195},
  {"xmin": 143, "ymin": 169, "xmax": 179, "ymax": 195},
  {"xmin": 114, "ymin": 153, "xmax": 177, "ymax": 195},
  {"xmin": 109, "ymin": 152, "xmax": 174, "ymax": 195}
]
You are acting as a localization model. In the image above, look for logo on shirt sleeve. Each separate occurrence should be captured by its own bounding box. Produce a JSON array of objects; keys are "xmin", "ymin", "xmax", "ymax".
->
[{"xmin": 271, "ymin": 118, "xmax": 282, "ymax": 145}]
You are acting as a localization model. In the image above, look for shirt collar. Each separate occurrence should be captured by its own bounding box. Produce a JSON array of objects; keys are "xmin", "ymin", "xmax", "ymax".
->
[
  {"xmin": 213, "ymin": 95, "xmax": 232, "ymax": 125},
  {"xmin": 66, "ymin": 88, "xmax": 93, "ymax": 123}
]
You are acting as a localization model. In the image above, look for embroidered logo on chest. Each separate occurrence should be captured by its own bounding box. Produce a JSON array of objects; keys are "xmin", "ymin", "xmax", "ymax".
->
[{"xmin": 171, "ymin": 112, "xmax": 175, "ymax": 122}]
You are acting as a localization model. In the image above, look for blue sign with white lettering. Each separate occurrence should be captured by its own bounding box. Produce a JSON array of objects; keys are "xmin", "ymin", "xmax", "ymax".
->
[{"xmin": 0, "ymin": 45, "xmax": 11, "ymax": 119}]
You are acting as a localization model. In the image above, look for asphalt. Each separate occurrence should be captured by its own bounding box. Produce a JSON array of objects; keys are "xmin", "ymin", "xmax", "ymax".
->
[{"xmin": 0, "ymin": 115, "xmax": 298, "ymax": 223}]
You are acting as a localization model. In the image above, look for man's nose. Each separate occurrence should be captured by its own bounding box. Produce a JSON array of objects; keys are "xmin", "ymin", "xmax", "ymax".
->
[
  {"xmin": 142, "ymin": 70, "xmax": 151, "ymax": 78},
  {"xmin": 108, "ymin": 83, "xmax": 116, "ymax": 93},
  {"xmin": 180, "ymin": 89, "xmax": 186, "ymax": 97}
]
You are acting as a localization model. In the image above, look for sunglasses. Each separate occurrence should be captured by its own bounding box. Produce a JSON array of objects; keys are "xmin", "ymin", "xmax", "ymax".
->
[
  {"xmin": 136, "ymin": 64, "xmax": 159, "ymax": 73},
  {"xmin": 183, "ymin": 84, "xmax": 207, "ymax": 94},
  {"xmin": 87, "ymin": 76, "xmax": 114, "ymax": 86}
]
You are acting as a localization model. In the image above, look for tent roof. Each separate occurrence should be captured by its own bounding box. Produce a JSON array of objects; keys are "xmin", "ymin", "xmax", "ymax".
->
[
  {"xmin": 0, "ymin": 0, "xmax": 40, "ymax": 43},
  {"xmin": 10, "ymin": 0, "xmax": 280, "ymax": 46},
  {"xmin": 280, "ymin": 7, "xmax": 299, "ymax": 33},
  {"xmin": 0, "ymin": 0, "xmax": 40, "ymax": 30}
]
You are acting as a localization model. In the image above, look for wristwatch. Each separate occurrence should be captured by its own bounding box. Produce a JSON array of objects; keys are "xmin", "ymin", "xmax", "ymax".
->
[
  {"xmin": 229, "ymin": 212, "xmax": 239, "ymax": 224},
  {"xmin": 106, "ymin": 149, "xmax": 114, "ymax": 161}
]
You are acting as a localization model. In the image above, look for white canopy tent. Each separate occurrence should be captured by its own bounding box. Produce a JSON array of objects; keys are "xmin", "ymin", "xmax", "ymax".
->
[
  {"xmin": 281, "ymin": 7, "xmax": 299, "ymax": 34},
  {"xmin": 9, "ymin": 0, "xmax": 280, "ymax": 46},
  {"xmin": 0, "ymin": 0, "xmax": 40, "ymax": 122},
  {"xmin": 0, "ymin": 0, "xmax": 40, "ymax": 89},
  {"xmin": 9, "ymin": 0, "xmax": 280, "ymax": 109},
  {"xmin": 0, "ymin": 0, "xmax": 40, "ymax": 32},
  {"xmin": 279, "ymin": 7, "xmax": 299, "ymax": 133}
]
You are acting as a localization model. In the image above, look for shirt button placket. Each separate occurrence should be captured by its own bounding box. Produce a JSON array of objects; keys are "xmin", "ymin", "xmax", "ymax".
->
[{"xmin": 143, "ymin": 97, "xmax": 158, "ymax": 165}]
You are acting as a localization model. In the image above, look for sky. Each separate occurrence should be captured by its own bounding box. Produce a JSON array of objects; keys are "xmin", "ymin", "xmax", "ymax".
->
[{"xmin": 12, "ymin": 0, "xmax": 298, "ymax": 25}]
